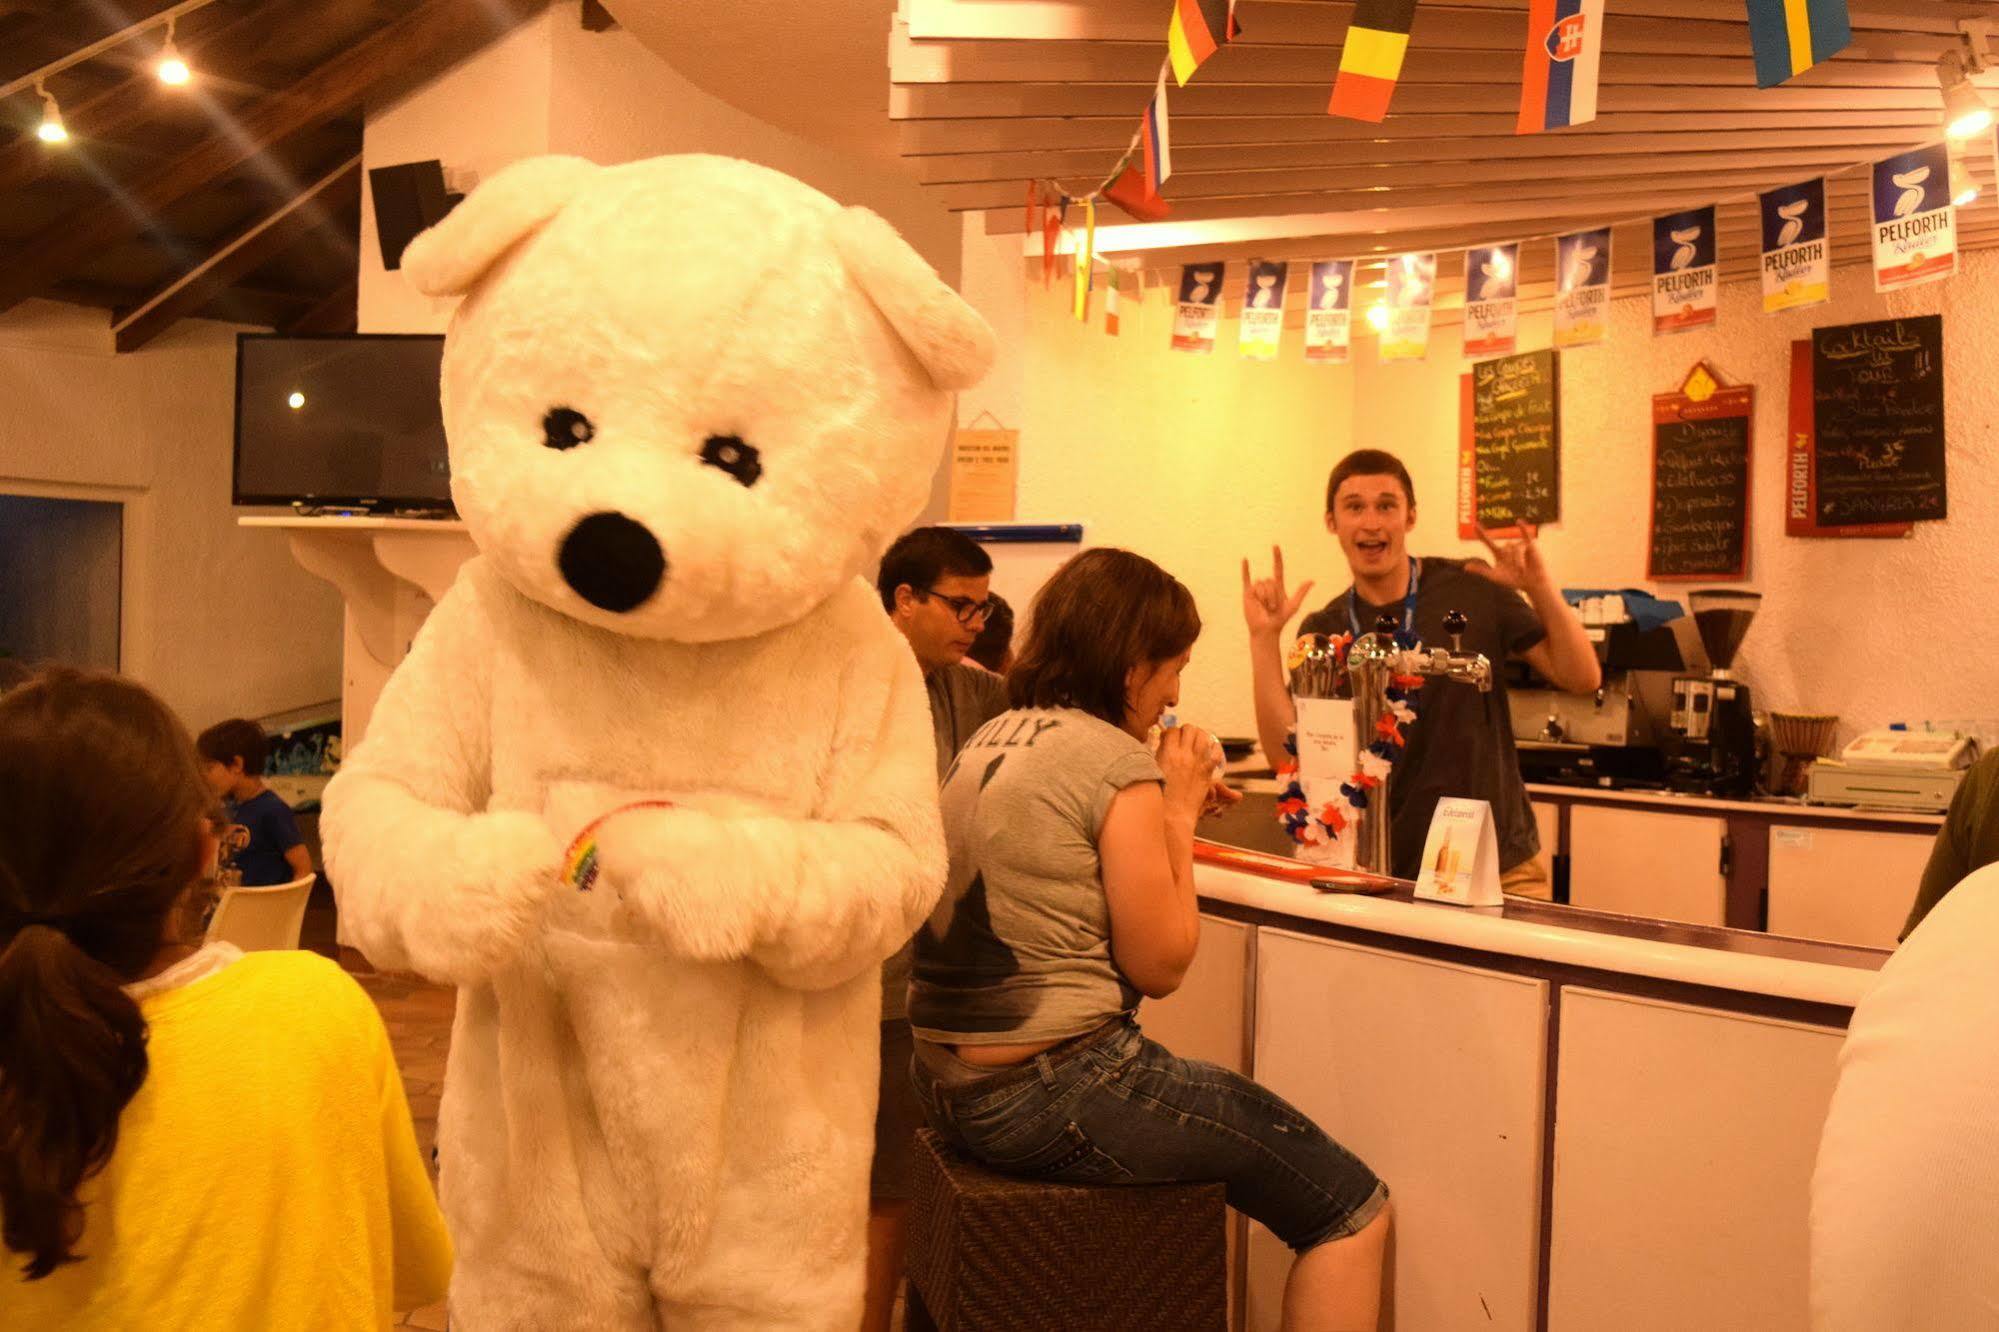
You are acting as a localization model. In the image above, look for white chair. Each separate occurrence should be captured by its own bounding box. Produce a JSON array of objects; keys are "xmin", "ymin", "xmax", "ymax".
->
[{"xmin": 205, "ymin": 873, "xmax": 315, "ymax": 951}]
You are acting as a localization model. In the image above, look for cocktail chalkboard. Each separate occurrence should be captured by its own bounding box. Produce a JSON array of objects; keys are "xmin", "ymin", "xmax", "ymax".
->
[
  {"xmin": 1649, "ymin": 378, "xmax": 1752, "ymax": 580},
  {"xmin": 1811, "ymin": 315, "xmax": 1945, "ymax": 525},
  {"xmin": 1457, "ymin": 348, "xmax": 1560, "ymax": 537}
]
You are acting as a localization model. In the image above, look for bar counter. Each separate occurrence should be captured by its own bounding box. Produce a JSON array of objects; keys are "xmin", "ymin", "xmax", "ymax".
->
[{"xmin": 1137, "ymin": 840, "xmax": 1882, "ymax": 1332}]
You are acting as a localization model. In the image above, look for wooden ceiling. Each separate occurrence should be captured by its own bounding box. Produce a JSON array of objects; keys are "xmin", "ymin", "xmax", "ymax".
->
[
  {"xmin": 0, "ymin": 0, "xmax": 541, "ymax": 351},
  {"xmin": 890, "ymin": 0, "xmax": 1999, "ymax": 308}
]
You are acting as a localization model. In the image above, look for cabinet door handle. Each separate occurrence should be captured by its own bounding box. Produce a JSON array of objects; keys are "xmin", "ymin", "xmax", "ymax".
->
[{"xmin": 1719, "ymin": 834, "xmax": 1733, "ymax": 880}]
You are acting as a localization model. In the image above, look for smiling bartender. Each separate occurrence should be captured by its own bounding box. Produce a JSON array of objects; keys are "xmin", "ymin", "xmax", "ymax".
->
[{"xmin": 1244, "ymin": 449, "xmax": 1600, "ymax": 894}]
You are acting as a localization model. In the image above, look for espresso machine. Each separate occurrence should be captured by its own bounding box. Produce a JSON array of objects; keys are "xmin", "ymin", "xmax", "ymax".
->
[
  {"xmin": 1509, "ymin": 619, "xmax": 1680, "ymax": 789},
  {"xmin": 1666, "ymin": 590, "xmax": 1761, "ymax": 796}
]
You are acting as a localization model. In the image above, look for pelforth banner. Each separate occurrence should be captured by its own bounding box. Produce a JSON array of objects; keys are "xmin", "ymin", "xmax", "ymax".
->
[
  {"xmin": 1238, "ymin": 260, "xmax": 1290, "ymax": 360},
  {"xmin": 1305, "ymin": 259, "xmax": 1354, "ymax": 363},
  {"xmin": 1381, "ymin": 251, "xmax": 1437, "ymax": 361},
  {"xmin": 1462, "ymin": 242, "xmax": 1520, "ymax": 360},
  {"xmin": 1652, "ymin": 204, "xmax": 1718, "ymax": 335},
  {"xmin": 1870, "ymin": 143, "xmax": 1956, "ymax": 293},
  {"xmin": 1759, "ymin": 178, "xmax": 1830, "ymax": 313},
  {"xmin": 1170, "ymin": 262, "xmax": 1225, "ymax": 352},
  {"xmin": 1553, "ymin": 227, "xmax": 1610, "ymax": 348}
]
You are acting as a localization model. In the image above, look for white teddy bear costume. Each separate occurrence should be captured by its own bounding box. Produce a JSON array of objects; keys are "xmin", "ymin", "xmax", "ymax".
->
[{"xmin": 322, "ymin": 154, "xmax": 994, "ymax": 1329}]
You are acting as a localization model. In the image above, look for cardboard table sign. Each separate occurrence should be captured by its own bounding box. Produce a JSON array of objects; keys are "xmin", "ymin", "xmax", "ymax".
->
[
  {"xmin": 1293, "ymin": 696, "xmax": 1358, "ymax": 870},
  {"xmin": 1414, "ymin": 797, "xmax": 1503, "ymax": 908}
]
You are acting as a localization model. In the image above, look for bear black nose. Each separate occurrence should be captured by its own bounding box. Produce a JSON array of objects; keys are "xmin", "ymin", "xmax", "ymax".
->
[{"xmin": 558, "ymin": 511, "xmax": 665, "ymax": 613}]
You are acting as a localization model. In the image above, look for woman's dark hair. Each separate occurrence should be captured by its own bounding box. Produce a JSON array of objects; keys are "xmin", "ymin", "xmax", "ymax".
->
[
  {"xmin": 965, "ymin": 592, "xmax": 1014, "ymax": 673},
  {"xmin": 1008, "ymin": 549, "xmax": 1201, "ymax": 725},
  {"xmin": 1325, "ymin": 447, "xmax": 1416, "ymax": 514},
  {"xmin": 0, "ymin": 670, "xmax": 215, "ymax": 1280}
]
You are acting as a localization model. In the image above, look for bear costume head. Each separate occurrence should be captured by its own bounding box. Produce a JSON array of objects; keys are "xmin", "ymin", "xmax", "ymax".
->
[{"xmin": 401, "ymin": 154, "xmax": 995, "ymax": 643}]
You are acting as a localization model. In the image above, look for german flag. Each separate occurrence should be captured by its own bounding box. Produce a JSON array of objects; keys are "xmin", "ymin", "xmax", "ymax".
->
[
  {"xmin": 1167, "ymin": 0, "xmax": 1240, "ymax": 87},
  {"xmin": 1328, "ymin": 0, "xmax": 1419, "ymax": 122}
]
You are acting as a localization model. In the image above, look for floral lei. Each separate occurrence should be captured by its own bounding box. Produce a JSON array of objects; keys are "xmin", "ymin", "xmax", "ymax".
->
[{"xmin": 1274, "ymin": 631, "xmax": 1426, "ymax": 847}]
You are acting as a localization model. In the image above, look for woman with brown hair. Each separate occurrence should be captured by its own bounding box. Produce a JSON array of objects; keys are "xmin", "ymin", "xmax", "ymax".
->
[
  {"xmin": 908, "ymin": 549, "xmax": 1391, "ymax": 1332},
  {"xmin": 0, "ymin": 670, "xmax": 451, "ymax": 1327}
]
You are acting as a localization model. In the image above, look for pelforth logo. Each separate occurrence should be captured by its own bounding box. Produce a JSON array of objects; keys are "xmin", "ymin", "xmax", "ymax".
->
[{"xmin": 1545, "ymin": 13, "xmax": 1588, "ymax": 61}]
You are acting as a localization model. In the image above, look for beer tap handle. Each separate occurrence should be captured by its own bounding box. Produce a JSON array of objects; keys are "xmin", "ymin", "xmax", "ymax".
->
[
  {"xmin": 1443, "ymin": 609, "xmax": 1468, "ymax": 654},
  {"xmin": 1374, "ymin": 612, "xmax": 1402, "ymax": 639}
]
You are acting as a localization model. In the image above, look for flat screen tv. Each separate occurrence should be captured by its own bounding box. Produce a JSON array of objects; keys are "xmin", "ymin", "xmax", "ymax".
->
[{"xmin": 233, "ymin": 333, "xmax": 453, "ymax": 510}]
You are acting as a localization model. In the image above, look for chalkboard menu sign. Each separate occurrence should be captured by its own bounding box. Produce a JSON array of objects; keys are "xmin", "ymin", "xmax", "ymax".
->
[
  {"xmin": 1811, "ymin": 314, "xmax": 1945, "ymax": 525},
  {"xmin": 1457, "ymin": 348, "xmax": 1560, "ymax": 537},
  {"xmin": 1649, "ymin": 370, "xmax": 1752, "ymax": 580}
]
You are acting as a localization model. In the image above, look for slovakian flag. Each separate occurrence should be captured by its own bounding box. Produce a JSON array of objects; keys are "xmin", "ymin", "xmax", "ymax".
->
[
  {"xmin": 1329, "ymin": 0, "xmax": 1418, "ymax": 123},
  {"xmin": 1516, "ymin": 0, "xmax": 1604, "ymax": 133},
  {"xmin": 1745, "ymin": 0, "xmax": 1851, "ymax": 89},
  {"xmin": 1142, "ymin": 70, "xmax": 1173, "ymax": 195},
  {"xmin": 1167, "ymin": 0, "xmax": 1240, "ymax": 87}
]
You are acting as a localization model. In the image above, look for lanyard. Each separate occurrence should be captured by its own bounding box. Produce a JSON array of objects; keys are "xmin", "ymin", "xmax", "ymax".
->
[{"xmin": 1348, "ymin": 557, "xmax": 1421, "ymax": 639}]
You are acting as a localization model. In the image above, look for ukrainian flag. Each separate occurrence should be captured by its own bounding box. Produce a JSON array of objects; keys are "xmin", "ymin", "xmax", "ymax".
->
[
  {"xmin": 1328, "ymin": 0, "xmax": 1419, "ymax": 123},
  {"xmin": 1745, "ymin": 0, "xmax": 1851, "ymax": 89}
]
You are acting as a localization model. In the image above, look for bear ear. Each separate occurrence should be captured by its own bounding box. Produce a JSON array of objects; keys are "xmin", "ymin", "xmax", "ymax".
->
[
  {"xmin": 830, "ymin": 206, "xmax": 996, "ymax": 391},
  {"xmin": 400, "ymin": 156, "xmax": 601, "ymax": 298}
]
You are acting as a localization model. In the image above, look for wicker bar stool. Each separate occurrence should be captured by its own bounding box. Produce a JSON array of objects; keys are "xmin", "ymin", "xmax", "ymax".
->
[{"xmin": 904, "ymin": 1128, "xmax": 1228, "ymax": 1331}]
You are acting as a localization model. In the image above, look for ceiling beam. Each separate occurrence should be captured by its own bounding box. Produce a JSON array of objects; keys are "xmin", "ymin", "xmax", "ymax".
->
[
  {"xmin": 112, "ymin": 154, "xmax": 360, "ymax": 353},
  {"xmin": 0, "ymin": 0, "xmax": 290, "ymax": 196},
  {"xmin": 0, "ymin": 0, "xmax": 539, "ymax": 317}
]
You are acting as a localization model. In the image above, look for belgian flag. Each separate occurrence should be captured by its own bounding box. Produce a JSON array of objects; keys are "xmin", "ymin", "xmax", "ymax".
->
[
  {"xmin": 1167, "ymin": 0, "xmax": 1241, "ymax": 87},
  {"xmin": 1328, "ymin": 0, "xmax": 1419, "ymax": 122}
]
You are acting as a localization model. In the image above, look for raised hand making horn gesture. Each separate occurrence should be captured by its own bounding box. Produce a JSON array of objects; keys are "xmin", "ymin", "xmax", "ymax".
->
[{"xmin": 1241, "ymin": 545, "xmax": 1315, "ymax": 640}]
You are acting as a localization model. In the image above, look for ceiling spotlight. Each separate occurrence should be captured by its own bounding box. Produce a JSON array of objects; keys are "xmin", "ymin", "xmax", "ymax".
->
[
  {"xmin": 156, "ymin": 17, "xmax": 191, "ymax": 85},
  {"xmin": 34, "ymin": 82, "xmax": 67, "ymax": 144},
  {"xmin": 287, "ymin": 390, "xmax": 306, "ymax": 410},
  {"xmin": 1939, "ymin": 49, "xmax": 1992, "ymax": 139},
  {"xmin": 1366, "ymin": 301, "xmax": 1390, "ymax": 331}
]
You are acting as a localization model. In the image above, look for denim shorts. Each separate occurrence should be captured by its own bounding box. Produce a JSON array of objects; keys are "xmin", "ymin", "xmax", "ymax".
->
[{"xmin": 911, "ymin": 1016, "xmax": 1388, "ymax": 1252}]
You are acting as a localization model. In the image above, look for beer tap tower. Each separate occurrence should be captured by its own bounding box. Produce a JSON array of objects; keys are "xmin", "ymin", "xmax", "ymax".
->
[{"xmin": 1301, "ymin": 610, "xmax": 1495, "ymax": 876}]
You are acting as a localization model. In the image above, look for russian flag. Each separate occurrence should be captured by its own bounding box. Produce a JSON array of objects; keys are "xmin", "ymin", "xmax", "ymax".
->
[
  {"xmin": 1142, "ymin": 70, "xmax": 1173, "ymax": 195},
  {"xmin": 1516, "ymin": 0, "xmax": 1604, "ymax": 134}
]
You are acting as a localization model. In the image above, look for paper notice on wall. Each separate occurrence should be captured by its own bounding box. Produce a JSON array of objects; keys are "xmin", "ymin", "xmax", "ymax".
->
[
  {"xmin": 1553, "ymin": 227, "xmax": 1610, "ymax": 348},
  {"xmin": 1305, "ymin": 259, "xmax": 1353, "ymax": 363},
  {"xmin": 946, "ymin": 427, "xmax": 1019, "ymax": 523},
  {"xmin": 1871, "ymin": 143, "xmax": 1956, "ymax": 293},
  {"xmin": 1462, "ymin": 242, "xmax": 1520, "ymax": 360},
  {"xmin": 1238, "ymin": 260, "xmax": 1290, "ymax": 361},
  {"xmin": 1171, "ymin": 262, "xmax": 1225, "ymax": 352},
  {"xmin": 1381, "ymin": 251, "xmax": 1436, "ymax": 361},
  {"xmin": 1759, "ymin": 178, "xmax": 1830, "ymax": 313},
  {"xmin": 1652, "ymin": 205, "xmax": 1718, "ymax": 335}
]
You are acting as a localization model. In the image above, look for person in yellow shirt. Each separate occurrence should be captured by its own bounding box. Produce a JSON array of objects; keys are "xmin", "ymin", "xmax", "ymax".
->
[{"xmin": 0, "ymin": 669, "xmax": 452, "ymax": 1329}]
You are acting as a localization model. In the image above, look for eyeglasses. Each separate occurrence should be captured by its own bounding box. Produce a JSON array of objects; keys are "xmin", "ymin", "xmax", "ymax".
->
[{"xmin": 921, "ymin": 587, "xmax": 996, "ymax": 627}]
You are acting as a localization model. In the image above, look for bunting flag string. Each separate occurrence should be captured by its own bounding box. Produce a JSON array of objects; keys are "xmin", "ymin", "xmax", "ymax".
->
[
  {"xmin": 1142, "ymin": 69, "xmax": 1173, "ymax": 195},
  {"xmin": 1328, "ymin": 0, "xmax": 1419, "ymax": 122}
]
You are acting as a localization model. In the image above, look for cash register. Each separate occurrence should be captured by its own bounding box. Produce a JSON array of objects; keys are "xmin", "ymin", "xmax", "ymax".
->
[{"xmin": 1806, "ymin": 726, "xmax": 1980, "ymax": 813}]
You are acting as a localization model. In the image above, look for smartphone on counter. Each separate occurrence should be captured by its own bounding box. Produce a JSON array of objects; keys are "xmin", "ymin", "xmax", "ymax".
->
[{"xmin": 1310, "ymin": 877, "xmax": 1397, "ymax": 896}]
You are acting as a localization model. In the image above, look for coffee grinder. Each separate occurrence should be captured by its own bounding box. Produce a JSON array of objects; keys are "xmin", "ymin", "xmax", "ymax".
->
[{"xmin": 1667, "ymin": 590, "xmax": 1761, "ymax": 795}]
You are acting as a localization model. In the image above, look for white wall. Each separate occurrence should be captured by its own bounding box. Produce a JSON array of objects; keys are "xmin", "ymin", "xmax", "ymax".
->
[
  {"xmin": 0, "ymin": 302, "xmax": 344, "ymax": 732},
  {"xmin": 1347, "ymin": 256, "xmax": 1999, "ymax": 746},
  {"xmin": 960, "ymin": 228, "xmax": 1354, "ymax": 740}
]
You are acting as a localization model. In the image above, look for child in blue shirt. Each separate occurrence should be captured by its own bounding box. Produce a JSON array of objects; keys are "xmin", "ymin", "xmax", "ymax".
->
[{"xmin": 196, "ymin": 719, "xmax": 313, "ymax": 887}]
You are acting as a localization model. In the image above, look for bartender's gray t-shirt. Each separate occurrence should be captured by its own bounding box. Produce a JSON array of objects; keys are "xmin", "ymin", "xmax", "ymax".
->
[{"xmin": 909, "ymin": 707, "xmax": 1163, "ymax": 1046}]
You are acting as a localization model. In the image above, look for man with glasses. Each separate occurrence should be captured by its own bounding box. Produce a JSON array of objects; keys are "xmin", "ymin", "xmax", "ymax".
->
[{"xmin": 864, "ymin": 525, "xmax": 1009, "ymax": 1331}]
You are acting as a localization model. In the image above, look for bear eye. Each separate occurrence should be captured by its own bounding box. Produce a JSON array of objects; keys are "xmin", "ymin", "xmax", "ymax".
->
[
  {"xmin": 543, "ymin": 407, "xmax": 594, "ymax": 451},
  {"xmin": 700, "ymin": 434, "xmax": 762, "ymax": 487}
]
